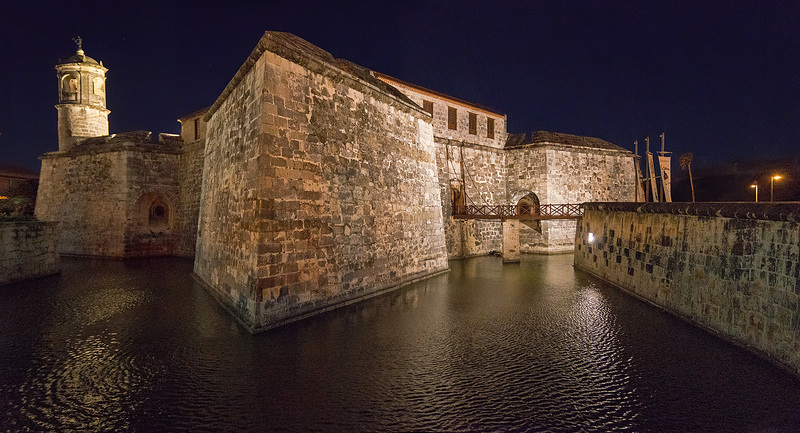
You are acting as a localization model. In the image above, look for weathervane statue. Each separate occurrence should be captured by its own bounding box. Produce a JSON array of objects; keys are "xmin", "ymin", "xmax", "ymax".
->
[{"xmin": 73, "ymin": 36, "xmax": 82, "ymax": 52}]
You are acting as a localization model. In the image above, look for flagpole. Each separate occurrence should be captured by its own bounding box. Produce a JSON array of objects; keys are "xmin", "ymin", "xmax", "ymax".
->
[
  {"xmin": 634, "ymin": 140, "xmax": 639, "ymax": 202},
  {"xmin": 645, "ymin": 137, "xmax": 650, "ymax": 201},
  {"xmin": 660, "ymin": 133, "xmax": 666, "ymax": 201}
]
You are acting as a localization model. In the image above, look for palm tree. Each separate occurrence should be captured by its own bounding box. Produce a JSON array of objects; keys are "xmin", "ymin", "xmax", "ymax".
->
[{"xmin": 679, "ymin": 152, "xmax": 695, "ymax": 202}]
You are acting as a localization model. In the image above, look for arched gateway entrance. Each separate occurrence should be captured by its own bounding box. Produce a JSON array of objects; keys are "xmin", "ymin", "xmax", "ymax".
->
[{"xmin": 516, "ymin": 192, "xmax": 541, "ymax": 232}]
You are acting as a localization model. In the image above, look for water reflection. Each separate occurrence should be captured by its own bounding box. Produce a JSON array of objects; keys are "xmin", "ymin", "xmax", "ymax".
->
[{"xmin": 1, "ymin": 255, "xmax": 799, "ymax": 432}]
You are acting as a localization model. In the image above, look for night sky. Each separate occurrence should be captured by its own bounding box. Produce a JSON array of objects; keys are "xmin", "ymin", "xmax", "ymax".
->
[{"xmin": 3, "ymin": 1, "xmax": 798, "ymax": 172}]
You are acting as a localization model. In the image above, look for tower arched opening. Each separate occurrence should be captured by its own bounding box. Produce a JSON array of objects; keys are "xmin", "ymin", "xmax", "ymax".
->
[{"xmin": 61, "ymin": 74, "xmax": 78, "ymax": 102}]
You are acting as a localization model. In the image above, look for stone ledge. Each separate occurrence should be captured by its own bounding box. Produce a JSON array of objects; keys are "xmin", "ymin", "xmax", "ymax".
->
[{"xmin": 583, "ymin": 201, "xmax": 800, "ymax": 222}]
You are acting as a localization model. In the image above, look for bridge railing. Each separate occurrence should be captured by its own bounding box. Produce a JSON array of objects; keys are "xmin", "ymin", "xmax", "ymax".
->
[{"xmin": 452, "ymin": 203, "xmax": 583, "ymax": 220}]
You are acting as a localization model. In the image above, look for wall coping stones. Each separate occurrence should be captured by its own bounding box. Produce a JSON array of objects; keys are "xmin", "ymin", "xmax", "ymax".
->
[
  {"xmin": 506, "ymin": 130, "xmax": 630, "ymax": 153},
  {"xmin": 583, "ymin": 201, "xmax": 800, "ymax": 222},
  {"xmin": 40, "ymin": 131, "xmax": 183, "ymax": 159},
  {"xmin": 204, "ymin": 31, "xmax": 427, "ymax": 122},
  {"xmin": 506, "ymin": 139, "xmax": 632, "ymax": 156}
]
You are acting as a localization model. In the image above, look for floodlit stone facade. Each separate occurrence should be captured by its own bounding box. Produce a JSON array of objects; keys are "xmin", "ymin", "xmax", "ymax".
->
[
  {"xmin": 194, "ymin": 33, "xmax": 448, "ymax": 331},
  {"xmin": 36, "ymin": 32, "xmax": 635, "ymax": 331},
  {"xmin": 376, "ymin": 75, "xmax": 636, "ymax": 256},
  {"xmin": 37, "ymin": 132, "xmax": 183, "ymax": 257}
]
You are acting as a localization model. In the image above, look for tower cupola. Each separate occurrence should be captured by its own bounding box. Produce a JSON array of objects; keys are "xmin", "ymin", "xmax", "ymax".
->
[{"xmin": 55, "ymin": 37, "xmax": 110, "ymax": 151}]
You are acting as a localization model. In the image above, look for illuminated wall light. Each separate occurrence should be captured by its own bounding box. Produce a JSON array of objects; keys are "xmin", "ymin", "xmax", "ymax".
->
[{"xmin": 588, "ymin": 232, "xmax": 594, "ymax": 243}]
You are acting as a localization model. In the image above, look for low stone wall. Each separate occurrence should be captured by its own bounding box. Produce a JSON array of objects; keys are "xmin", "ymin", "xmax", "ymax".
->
[
  {"xmin": 575, "ymin": 202, "xmax": 800, "ymax": 375},
  {"xmin": 0, "ymin": 220, "xmax": 60, "ymax": 285}
]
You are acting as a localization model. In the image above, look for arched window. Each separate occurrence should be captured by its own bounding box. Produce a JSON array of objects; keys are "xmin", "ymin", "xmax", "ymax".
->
[
  {"xmin": 61, "ymin": 75, "xmax": 78, "ymax": 102},
  {"xmin": 92, "ymin": 77, "xmax": 104, "ymax": 95}
]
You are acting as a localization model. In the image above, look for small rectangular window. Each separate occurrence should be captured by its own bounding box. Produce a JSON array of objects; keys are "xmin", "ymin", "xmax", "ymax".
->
[
  {"xmin": 487, "ymin": 118, "xmax": 495, "ymax": 139},
  {"xmin": 423, "ymin": 100, "xmax": 433, "ymax": 116},
  {"xmin": 468, "ymin": 113, "xmax": 477, "ymax": 135},
  {"xmin": 448, "ymin": 106, "xmax": 457, "ymax": 130},
  {"xmin": 193, "ymin": 119, "xmax": 199, "ymax": 141}
]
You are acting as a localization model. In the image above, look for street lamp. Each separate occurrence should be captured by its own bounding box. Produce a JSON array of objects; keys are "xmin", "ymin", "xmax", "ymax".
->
[
  {"xmin": 750, "ymin": 181, "xmax": 758, "ymax": 202},
  {"xmin": 771, "ymin": 175, "xmax": 782, "ymax": 202}
]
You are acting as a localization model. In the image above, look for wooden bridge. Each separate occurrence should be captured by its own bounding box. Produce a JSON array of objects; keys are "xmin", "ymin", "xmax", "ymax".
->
[{"xmin": 452, "ymin": 204, "xmax": 583, "ymax": 221}]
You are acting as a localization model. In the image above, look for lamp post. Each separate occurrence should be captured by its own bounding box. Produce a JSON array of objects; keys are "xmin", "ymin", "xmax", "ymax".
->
[
  {"xmin": 771, "ymin": 175, "xmax": 782, "ymax": 201},
  {"xmin": 750, "ymin": 182, "xmax": 758, "ymax": 202}
]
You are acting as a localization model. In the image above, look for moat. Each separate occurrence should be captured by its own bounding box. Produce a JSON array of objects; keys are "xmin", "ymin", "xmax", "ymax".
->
[{"xmin": 2, "ymin": 255, "xmax": 799, "ymax": 432}]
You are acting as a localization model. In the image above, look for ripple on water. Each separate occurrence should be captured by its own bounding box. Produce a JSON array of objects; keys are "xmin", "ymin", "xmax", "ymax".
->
[
  {"xmin": 3, "ymin": 256, "xmax": 800, "ymax": 432},
  {"xmin": 12, "ymin": 331, "xmax": 162, "ymax": 432}
]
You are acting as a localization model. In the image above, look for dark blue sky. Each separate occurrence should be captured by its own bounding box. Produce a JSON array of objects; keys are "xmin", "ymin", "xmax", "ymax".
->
[{"xmin": 3, "ymin": 1, "xmax": 798, "ymax": 171}]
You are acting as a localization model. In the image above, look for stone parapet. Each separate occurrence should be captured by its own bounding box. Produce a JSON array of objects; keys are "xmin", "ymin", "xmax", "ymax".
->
[{"xmin": 583, "ymin": 201, "xmax": 800, "ymax": 221}]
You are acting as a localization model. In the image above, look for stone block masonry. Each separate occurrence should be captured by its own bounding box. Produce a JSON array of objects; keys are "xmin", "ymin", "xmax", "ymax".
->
[
  {"xmin": 36, "ymin": 133, "xmax": 182, "ymax": 257},
  {"xmin": 508, "ymin": 143, "xmax": 636, "ymax": 253},
  {"xmin": 0, "ymin": 221, "xmax": 60, "ymax": 285},
  {"xmin": 575, "ymin": 202, "xmax": 800, "ymax": 376},
  {"xmin": 194, "ymin": 32, "xmax": 449, "ymax": 332}
]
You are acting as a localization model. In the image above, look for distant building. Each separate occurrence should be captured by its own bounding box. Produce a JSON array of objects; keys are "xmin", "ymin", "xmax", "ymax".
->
[
  {"xmin": 36, "ymin": 32, "xmax": 635, "ymax": 331},
  {"xmin": 0, "ymin": 165, "xmax": 39, "ymax": 200}
]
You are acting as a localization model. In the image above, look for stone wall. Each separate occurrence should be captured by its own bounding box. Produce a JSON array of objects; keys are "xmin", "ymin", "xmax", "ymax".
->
[
  {"xmin": 37, "ymin": 150, "xmax": 127, "ymax": 255},
  {"xmin": 508, "ymin": 144, "xmax": 635, "ymax": 253},
  {"xmin": 195, "ymin": 32, "xmax": 448, "ymax": 332},
  {"xmin": 176, "ymin": 110, "xmax": 208, "ymax": 257},
  {"xmin": 122, "ymin": 146, "xmax": 181, "ymax": 257},
  {"xmin": 0, "ymin": 221, "xmax": 59, "ymax": 285},
  {"xmin": 575, "ymin": 202, "xmax": 800, "ymax": 376},
  {"xmin": 56, "ymin": 105, "xmax": 110, "ymax": 150},
  {"xmin": 435, "ymin": 138, "xmax": 506, "ymax": 258},
  {"xmin": 36, "ymin": 133, "xmax": 181, "ymax": 257}
]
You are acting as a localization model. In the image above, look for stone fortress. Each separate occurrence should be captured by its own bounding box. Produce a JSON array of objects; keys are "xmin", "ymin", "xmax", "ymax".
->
[{"xmin": 36, "ymin": 32, "xmax": 635, "ymax": 332}]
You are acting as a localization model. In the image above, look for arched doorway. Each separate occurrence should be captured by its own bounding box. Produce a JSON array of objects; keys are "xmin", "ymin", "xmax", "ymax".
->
[
  {"xmin": 148, "ymin": 200, "xmax": 170, "ymax": 233},
  {"xmin": 516, "ymin": 192, "xmax": 541, "ymax": 232},
  {"xmin": 133, "ymin": 192, "xmax": 173, "ymax": 234}
]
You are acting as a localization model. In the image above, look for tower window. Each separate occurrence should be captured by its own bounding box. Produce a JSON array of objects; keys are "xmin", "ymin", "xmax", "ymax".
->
[
  {"xmin": 62, "ymin": 75, "xmax": 78, "ymax": 102},
  {"xmin": 93, "ymin": 77, "xmax": 105, "ymax": 96},
  {"xmin": 194, "ymin": 119, "xmax": 199, "ymax": 141},
  {"xmin": 448, "ymin": 106, "xmax": 457, "ymax": 130},
  {"xmin": 487, "ymin": 118, "xmax": 495, "ymax": 139},
  {"xmin": 468, "ymin": 113, "xmax": 477, "ymax": 135}
]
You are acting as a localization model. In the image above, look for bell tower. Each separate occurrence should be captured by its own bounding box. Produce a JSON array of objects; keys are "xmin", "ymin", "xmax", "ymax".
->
[{"xmin": 55, "ymin": 37, "xmax": 110, "ymax": 151}]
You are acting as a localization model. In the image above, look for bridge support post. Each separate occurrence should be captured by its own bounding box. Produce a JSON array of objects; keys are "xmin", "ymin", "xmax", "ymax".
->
[{"xmin": 502, "ymin": 220, "xmax": 520, "ymax": 263}]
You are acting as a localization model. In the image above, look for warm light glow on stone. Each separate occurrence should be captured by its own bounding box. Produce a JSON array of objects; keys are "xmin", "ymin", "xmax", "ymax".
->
[{"xmin": 588, "ymin": 232, "xmax": 594, "ymax": 243}]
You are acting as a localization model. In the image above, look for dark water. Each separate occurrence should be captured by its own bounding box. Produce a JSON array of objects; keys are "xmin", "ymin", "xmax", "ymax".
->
[{"xmin": 2, "ymin": 255, "xmax": 800, "ymax": 432}]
